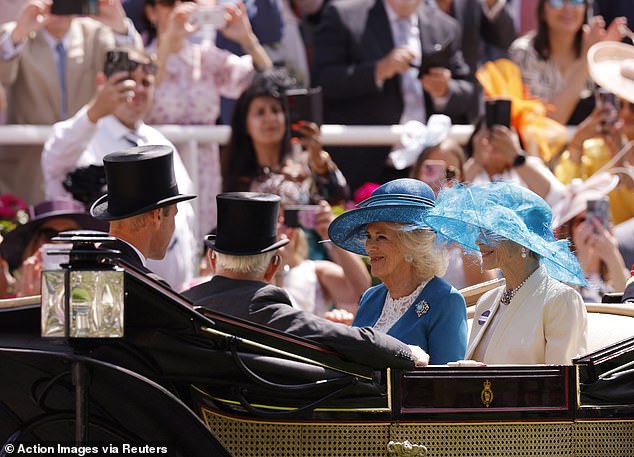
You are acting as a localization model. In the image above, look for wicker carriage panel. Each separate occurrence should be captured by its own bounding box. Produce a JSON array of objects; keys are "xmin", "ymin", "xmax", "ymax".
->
[
  {"xmin": 203, "ymin": 408, "xmax": 390, "ymax": 457},
  {"xmin": 204, "ymin": 408, "xmax": 634, "ymax": 457},
  {"xmin": 204, "ymin": 410, "xmax": 302, "ymax": 457},
  {"xmin": 390, "ymin": 422, "xmax": 574, "ymax": 456},
  {"xmin": 301, "ymin": 424, "xmax": 390, "ymax": 457},
  {"xmin": 572, "ymin": 421, "xmax": 634, "ymax": 457}
]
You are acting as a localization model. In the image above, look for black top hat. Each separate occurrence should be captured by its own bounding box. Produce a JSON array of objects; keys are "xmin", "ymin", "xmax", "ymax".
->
[
  {"xmin": 205, "ymin": 192, "xmax": 289, "ymax": 255},
  {"xmin": 90, "ymin": 145, "xmax": 196, "ymax": 221},
  {"xmin": 0, "ymin": 199, "xmax": 107, "ymax": 270}
]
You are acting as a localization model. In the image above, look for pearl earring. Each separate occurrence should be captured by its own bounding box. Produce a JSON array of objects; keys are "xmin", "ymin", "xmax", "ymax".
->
[
  {"xmin": 404, "ymin": 254, "xmax": 413, "ymax": 263},
  {"xmin": 521, "ymin": 246, "xmax": 527, "ymax": 259}
]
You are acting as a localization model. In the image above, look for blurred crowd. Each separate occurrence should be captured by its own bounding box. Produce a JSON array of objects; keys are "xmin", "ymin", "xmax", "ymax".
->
[{"xmin": 0, "ymin": 0, "xmax": 632, "ymax": 315}]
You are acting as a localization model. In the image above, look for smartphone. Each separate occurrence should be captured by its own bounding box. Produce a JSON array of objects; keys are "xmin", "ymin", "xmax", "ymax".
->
[
  {"xmin": 286, "ymin": 87, "xmax": 323, "ymax": 137},
  {"xmin": 51, "ymin": 0, "xmax": 99, "ymax": 15},
  {"xmin": 419, "ymin": 159, "xmax": 447, "ymax": 184},
  {"xmin": 284, "ymin": 205, "xmax": 321, "ymax": 229},
  {"xmin": 418, "ymin": 42, "xmax": 452, "ymax": 77},
  {"xmin": 103, "ymin": 50, "xmax": 133, "ymax": 78},
  {"xmin": 189, "ymin": 5, "xmax": 227, "ymax": 29},
  {"xmin": 585, "ymin": 197, "xmax": 610, "ymax": 231},
  {"xmin": 595, "ymin": 88, "xmax": 619, "ymax": 132},
  {"xmin": 485, "ymin": 98, "xmax": 512, "ymax": 129}
]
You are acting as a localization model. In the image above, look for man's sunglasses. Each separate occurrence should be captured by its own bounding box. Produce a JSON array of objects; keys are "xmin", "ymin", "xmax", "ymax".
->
[{"xmin": 546, "ymin": 0, "xmax": 585, "ymax": 9}]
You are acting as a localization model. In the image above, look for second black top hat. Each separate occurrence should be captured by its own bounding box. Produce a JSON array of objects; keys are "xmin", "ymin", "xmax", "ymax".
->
[
  {"xmin": 205, "ymin": 192, "xmax": 289, "ymax": 255},
  {"xmin": 90, "ymin": 145, "xmax": 196, "ymax": 221}
]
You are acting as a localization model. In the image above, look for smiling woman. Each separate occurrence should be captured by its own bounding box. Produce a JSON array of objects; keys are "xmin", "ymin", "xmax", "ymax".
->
[
  {"xmin": 221, "ymin": 72, "xmax": 348, "ymax": 207},
  {"xmin": 328, "ymin": 178, "xmax": 467, "ymax": 365},
  {"xmin": 425, "ymin": 182, "xmax": 588, "ymax": 365}
]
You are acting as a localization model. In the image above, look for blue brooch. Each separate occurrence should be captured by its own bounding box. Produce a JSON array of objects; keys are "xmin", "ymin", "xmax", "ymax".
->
[{"xmin": 415, "ymin": 300, "xmax": 430, "ymax": 318}]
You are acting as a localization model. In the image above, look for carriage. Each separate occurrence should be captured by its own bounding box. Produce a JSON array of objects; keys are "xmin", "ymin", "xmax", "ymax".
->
[{"xmin": 1, "ymin": 232, "xmax": 634, "ymax": 456}]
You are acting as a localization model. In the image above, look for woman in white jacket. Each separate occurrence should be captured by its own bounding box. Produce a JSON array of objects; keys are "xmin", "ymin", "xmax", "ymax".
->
[{"xmin": 425, "ymin": 181, "xmax": 588, "ymax": 365}]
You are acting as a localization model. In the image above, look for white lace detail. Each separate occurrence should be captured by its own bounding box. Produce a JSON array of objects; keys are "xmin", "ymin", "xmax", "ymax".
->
[{"xmin": 374, "ymin": 280, "xmax": 429, "ymax": 333}]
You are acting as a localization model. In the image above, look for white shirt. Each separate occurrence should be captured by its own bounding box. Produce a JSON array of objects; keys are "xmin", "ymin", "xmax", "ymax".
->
[
  {"xmin": 384, "ymin": 3, "xmax": 425, "ymax": 123},
  {"xmin": 41, "ymin": 105, "xmax": 198, "ymax": 289}
]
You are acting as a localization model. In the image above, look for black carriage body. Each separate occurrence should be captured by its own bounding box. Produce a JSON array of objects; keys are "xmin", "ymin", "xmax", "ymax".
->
[{"xmin": 1, "ymin": 243, "xmax": 634, "ymax": 456}]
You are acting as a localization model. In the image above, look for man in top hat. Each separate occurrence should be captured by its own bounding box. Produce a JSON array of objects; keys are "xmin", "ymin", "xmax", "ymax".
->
[
  {"xmin": 90, "ymin": 145, "xmax": 195, "ymax": 283},
  {"xmin": 182, "ymin": 192, "xmax": 429, "ymax": 369}
]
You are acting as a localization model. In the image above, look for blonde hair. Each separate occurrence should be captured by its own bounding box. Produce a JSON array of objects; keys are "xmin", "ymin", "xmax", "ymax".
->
[
  {"xmin": 215, "ymin": 250, "xmax": 275, "ymax": 279},
  {"xmin": 110, "ymin": 206, "xmax": 172, "ymax": 232},
  {"xmin": 390, "ymin": 224, "xmax": 449, "ymax": 280}
]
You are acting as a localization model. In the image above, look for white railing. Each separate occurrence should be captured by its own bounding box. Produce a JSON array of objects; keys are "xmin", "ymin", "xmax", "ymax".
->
[{"xmin": 0, "ymin": 124, "xmax": 476, "ymax": 146}]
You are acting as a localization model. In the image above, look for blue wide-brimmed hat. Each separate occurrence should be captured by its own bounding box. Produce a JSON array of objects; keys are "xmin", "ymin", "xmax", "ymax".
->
[
  {"xmin": 328, "ymin": 178, "xmax": 435, "ymax": 255},
  {"xmin": 424, "ymin": 182, "xmax": 586, "ymax": 286}
]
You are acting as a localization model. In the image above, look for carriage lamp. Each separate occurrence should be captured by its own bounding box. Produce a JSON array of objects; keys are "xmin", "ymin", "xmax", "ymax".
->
[{"xmin": 41, "ymin": 231, "xmax": 124, "ymax": 339}]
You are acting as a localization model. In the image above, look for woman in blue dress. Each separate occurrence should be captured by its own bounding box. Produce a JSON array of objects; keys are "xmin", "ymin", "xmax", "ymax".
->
[{"xmin": 328, "ymin": 179, "xmax": 467, "ymax": 364}]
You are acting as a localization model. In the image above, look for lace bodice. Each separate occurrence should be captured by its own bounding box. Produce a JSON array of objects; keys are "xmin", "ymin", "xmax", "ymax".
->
[{"xmin": 374, "ymin": 280, "xmax": 429, "ymax": 333}]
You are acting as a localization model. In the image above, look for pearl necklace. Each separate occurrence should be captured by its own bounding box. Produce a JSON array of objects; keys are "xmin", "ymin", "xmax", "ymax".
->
[{"xmin": 500, "ymin": 277, "xmax": 530, "ymax": 306}]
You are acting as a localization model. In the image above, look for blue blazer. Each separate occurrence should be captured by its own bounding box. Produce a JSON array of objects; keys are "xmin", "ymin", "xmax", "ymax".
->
[{"xmin": 352, "ymin": 277, "xmax": 467, "ymax": 365}]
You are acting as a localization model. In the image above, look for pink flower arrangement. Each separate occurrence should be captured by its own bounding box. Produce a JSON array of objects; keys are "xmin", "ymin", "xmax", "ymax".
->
[{"xmin": 0, "ymin": 193, "xmax": 28, "ymax": 235}]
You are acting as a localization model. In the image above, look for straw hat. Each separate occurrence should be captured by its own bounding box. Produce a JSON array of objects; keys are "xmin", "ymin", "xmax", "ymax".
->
[
  {"xmin": 551, "ymin": 172, "xmax": 619, "ymax": 228},
  {"xmin": 587, "ymin": 42, "xmax": 634, "ymax": 104}
]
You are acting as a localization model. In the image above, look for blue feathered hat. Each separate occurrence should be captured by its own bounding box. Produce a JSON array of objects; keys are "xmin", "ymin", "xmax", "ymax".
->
[
  {"xmin": 328, "ymin": 178, "xmax": 435, "ymax": 256},
  {"xmin": 424, "ymin": 182, "xmax": 586, "ymax": 286}
]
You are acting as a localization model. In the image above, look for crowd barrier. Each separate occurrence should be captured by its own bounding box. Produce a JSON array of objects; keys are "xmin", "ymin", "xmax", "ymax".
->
[
  {"xmin": 0, "ymin": 124, "xmax": 476, "ymax": 216},
  {"xmin": 0, "ymin": 124, "xmax": 476, "ymax": 146}
]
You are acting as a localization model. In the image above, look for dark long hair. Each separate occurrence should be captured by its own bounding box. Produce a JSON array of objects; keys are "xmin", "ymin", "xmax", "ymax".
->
[
  {"xmin": 221, "ymin": 71, "xmax": 295, "ymax": 193},
  {"xmin": 533, "ymin": 0, "xmax": 590, "ymax": 60}
]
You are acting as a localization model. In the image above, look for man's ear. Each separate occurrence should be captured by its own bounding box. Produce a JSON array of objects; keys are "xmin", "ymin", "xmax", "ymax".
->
[
  {"xmin": 208, "ymin": 249, "xmax": 217, "ymax": 274},
  {"xmin": 263, "ymin": 254, "xmax": 280, "ymax": 282}
]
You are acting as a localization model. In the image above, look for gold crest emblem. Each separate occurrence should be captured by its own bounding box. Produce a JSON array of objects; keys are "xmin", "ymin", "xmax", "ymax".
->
[{"xmin": 481, "ymin": 380, "xmax": 493, "ymax": 407}]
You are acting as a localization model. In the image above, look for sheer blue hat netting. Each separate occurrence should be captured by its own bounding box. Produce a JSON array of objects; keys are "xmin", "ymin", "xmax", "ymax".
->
[
  {"xmin": 328, "ymin": 178, "xmax": 435, "ymax": 256},
  {"xmin": 424, "ymin": 182, "xmax": 586, "ymax": 286}
]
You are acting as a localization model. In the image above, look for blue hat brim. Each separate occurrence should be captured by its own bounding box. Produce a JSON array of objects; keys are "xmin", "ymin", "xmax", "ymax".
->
[{"xmin": 328, "ymin": 205, "xmax": 432, "ymax": 256}]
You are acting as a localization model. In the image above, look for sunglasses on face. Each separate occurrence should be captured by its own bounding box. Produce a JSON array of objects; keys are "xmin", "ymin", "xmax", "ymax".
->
[
  {"xmin": 129, "ymin": 61, "xmax": 157, "ymax": 76},
  {"xmin": 546, "ymin": 0, "xmax": 585, "ymax": 9}
]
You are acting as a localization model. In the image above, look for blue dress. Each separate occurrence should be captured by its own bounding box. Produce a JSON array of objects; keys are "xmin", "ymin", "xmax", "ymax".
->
[{"xmin": 352, "ymin": 277, "xmax": 467, "ymax": 365}]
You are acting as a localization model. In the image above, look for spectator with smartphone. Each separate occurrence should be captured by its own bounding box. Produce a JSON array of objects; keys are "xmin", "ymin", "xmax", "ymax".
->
[
  {"xmin": 551, "ymin": 172, "xmax": 629, "ymax": 302},
  {"xmin": 276, "ymin": 201, "xmax": 371, "ymax": 323},
  {"xmin": 553, "ymin": 42, "xmax": 634, "ymax": 227},
  {"xmin": 463, "ymin": 117, "xmax": 566, "ymax": 207},
  {"xmin": 40, "ymin": 48, "xmax": 198, "ymax": 289},
  {"xmin": 311, "ymin": 0, "xmax": 479, "ymax": 194},
  {"xmin": 222, "ymin": 71, "xmax": 348, "ymax": 206},
  {"xmin": 0, "ymin": 0, "xmax": 142, "ymax": 204},
  {"xmin": 143, "ymin": 0, "xmax": 272, "ymax": 238},
  {"xmin": 509, "ymin": 0, "xmax": 626, "ymax": 125}
]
